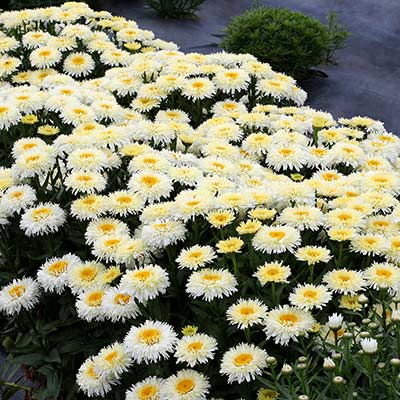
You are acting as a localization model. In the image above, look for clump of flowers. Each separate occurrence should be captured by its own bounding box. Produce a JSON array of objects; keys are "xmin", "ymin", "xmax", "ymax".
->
[{"xmin": 0, "ymin": 3, "xmax": 399, "ymax": 400}]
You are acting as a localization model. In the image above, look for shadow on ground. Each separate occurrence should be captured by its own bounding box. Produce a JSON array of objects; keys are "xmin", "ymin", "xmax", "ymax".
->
[{"xmin": 97, "ymin": 0, "xmax": 400, "ymax": 133}]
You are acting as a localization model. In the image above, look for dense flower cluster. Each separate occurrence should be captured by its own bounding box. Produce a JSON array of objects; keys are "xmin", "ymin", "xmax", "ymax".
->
[{"xmin": 0, "ymin": 3, "xmax": 399, "ymax": 400}]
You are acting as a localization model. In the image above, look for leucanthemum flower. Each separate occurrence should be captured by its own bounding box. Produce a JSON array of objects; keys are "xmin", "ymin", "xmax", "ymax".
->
[
  {"xmin": 364, "ymin": 262, "xmax": 400, "ymax": 291},
  {"xmin": 76, "ymin": 288, "xmax": 106, "ymax": 322},
  {"xmin": 182, "ymin": 77, "xmax": 215, "ymax": 100},
  {"xmin": 123, "ymin": 320, "xmax": 177, "ymax": 364},
  {"xmin": 0, "ymin": 277, "xmax": 40, "ymax": 316},
  {"xmin": 254, "ymin": 261, "xmax": 291, "ymax": 285},
  {"xmin": 289, "ymin": 284, "xmax": 332, "ymax": 310},
  {"xmin": 126, "ymin": 376, "xmax": 163, "ymax": 400},
  {"xmin": 252, "ymin": 225, "xmax": 301, "ymax": 254},
  {"xmin": 176, "ymin": 245, "xmax": 216, "ymax": 270},
  {"xmin": 37, "ymin": 254, "xmax": 81, "ymax": 294},
  {"xmin": 70, "ymin": 194, "xmax": 108, "ymax": 220},
  {"xmin": 220, "ymin": 343, "xmax": 267, "ymax": 383},
  {"xmin": 63, "ymin": 52, "xmax": 95, "ymax": 77},
  {"xmin": 68, "ymin": 261, "xmax": 105, "ymax": 294},
  {"xmin": 350, "ymin": 233, "xmax": 387, "ymax": 256},
  {"xmin": 102, "ymin": 287, "xmax": 140, "ymax": 322},
  {"xmin": 65, "ymin": 170, "xmax": 107, "ymax": 195},
  {"xmin": 174, "ymin": 333, "xmax": 218, "ymax": 367},
  {"xmin": 76, "ymin": 356, "xmax": 116, "ymax": 397},
  {"xmin": 119, "ymin": 263, "xmax": 169, "ymax": 302},
  {"xmin": 216, "ymin": 237, "xmax": 244, "ymax": 254},
  {"xmin": 264, "ymin": 305, "xmax": 315, "ymax": 345},
  {"xmin": 0, "ymin": 185, "xmax": 36, "ymax": 215},
  {"xmin": 278, "ymin": 206, "xmax": 324, "ymax": 231},
  {"xmin": 30, "ymin": 46, "xmax": 62, "ymax": 68},
  {"xmin": 106, "ymin": 190, "xmax": 144, "ymax": 216},
  {"xmin": 20, "ymin": 202, "xmax": 66, "ymax": 236},
  {"xmin": 140, "ymin": 220, "xmax": 186, "ymax": 249},
  {"xmin": 226, "ymin": 298, "xmax": 268, "ymax": 329},
  {"xmin": 213, "ymin": 68, "xmax": 250, "ymax": 94},
  {"xmin": 186, "ymin": 268, "xmax": 237, "ymax": 301},
  {"xmin": 295, "ymin": 246, "xmax": 332, "ymax": 265},
  {"xmin": 128, "ymin": 172, "xmax": 173, "ymax": 203},
  {"xmin": 206, "ymin": 209, "xmax": 236, "ymax": 228},
  {"xmin": 323, "ymin": 269, "xmax": 366, "ymax": 294},
  {"xmin": 85, "ymin": 217, "xmax": 130, "ymax": 245},
  {"xmin": 95, "ymin": 342, "xmax": 132, "ymax": 377}
]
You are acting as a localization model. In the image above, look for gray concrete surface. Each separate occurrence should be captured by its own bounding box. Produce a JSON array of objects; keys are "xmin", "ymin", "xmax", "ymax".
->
[{"xmin": 97, "ymin": 0, "xmax": 400, "ymax": 133}]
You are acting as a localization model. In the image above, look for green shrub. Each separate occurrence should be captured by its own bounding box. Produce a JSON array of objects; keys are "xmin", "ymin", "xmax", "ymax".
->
[
  {"xmin": 221, "ymin": 6, "xmax": 349, "ymax": 80},
  {"xmin": 146, "ymin": 0, "xmax": 206, "ymax": 19}
]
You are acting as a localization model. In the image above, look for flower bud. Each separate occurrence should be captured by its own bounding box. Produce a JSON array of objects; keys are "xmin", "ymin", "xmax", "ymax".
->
[
  {"xmin": 266, "ymin": 356, "xmax": 277, "ymax": 366},
  {"xmin": 323, "ymin": 357, "xmax": 335, "ymax": 370},
  {"xmin": 390, "ymin": 358, "xmax": 400, "ymax": 366},
  {"xmin": 352, "ymin": 392, "xmax": 358, "ymax": 398},
  {"xmin": 378, "ymin": 362, "xmax": 385, "ymax": 369},
  {"xmin": 359, "ymin": 331, "xmax": 370, "ymax": 338},
  {"xmin": 281, "ymin": 363, "xmax": 293, "ymax": 375},
  {"xmin": 360, "ymin": 338, "xmax": 378, "ymax": 354},
  {"xmin": 391, "ymin": 309, "xmax": 400, "ymax": 322},
  {"xmin": 393, "ymin": 297, "xmax": 400, "ymax": 304},
  {"xmin": 332, "ymin": 352, "xmax": 342, "ymax": 360},
  {"xmin": 297, "ymin": 363, "xmax": 307, "ymax": 370},
  {"xmin": 298, "ymin": 396, "xmax": 309, "ymax": 400},
  {"xmin": 368, "ymin": 322, "xmax": 379, "ymax": 329},
  {"xmin": 328, "ymin": 313, "xmax": 343, "ymax": 330},
  {"xmin": 298, "ymin": 356, "xmax": 307, "ymax": 363},
  {"xmin": 333, "ymin": 376, "xmax": 345, "ymax": 384},
  {"xmin": 361, "ymin": 318, "xmax": 371, "ymax": 325},
  {"xmin": 358, "ymin": 294, "xmax": 368, "ymax": 304}
]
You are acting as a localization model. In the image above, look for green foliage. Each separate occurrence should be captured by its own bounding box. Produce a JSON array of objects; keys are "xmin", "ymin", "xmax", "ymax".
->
[
  {"xmin": 146, "ymin": 0, "xmax": 206, "ymax": 19},
  {"xmin": 221, "ymin": 6, "xmax": 349, "ymax": 80}
]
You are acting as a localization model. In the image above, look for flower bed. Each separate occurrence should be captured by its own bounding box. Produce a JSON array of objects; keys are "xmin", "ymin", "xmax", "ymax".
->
[{"xmin": 0, "ymin": 2, "xmax": 399, "ymax": 399}]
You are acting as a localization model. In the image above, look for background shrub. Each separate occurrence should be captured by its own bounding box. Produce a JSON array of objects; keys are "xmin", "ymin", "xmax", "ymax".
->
[
  {"xmin": 146, "ymin": 0, "xmax": 206, "ymax": 18},
  {"xmin": 221, "ymin": 6, "xmax": 349, "ymax": 80}
]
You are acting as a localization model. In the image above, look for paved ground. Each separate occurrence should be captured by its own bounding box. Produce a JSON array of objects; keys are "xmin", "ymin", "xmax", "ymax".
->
[{"xmin": 97, "ymin": 0, "xmax": 400, "ymax": 133}]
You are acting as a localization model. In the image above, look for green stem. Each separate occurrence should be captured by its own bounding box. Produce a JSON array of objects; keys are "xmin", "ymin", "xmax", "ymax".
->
[
  {"xmin": 0, "ymin": 380, "xmax": 31, "ymax": 392},
  {"xmin": 231, "ymin": 254, "xmax": 239, "ymax": 278},
  {"xmin": 271, "ymin": 282, "xmax": 276, "ymax": 307}
]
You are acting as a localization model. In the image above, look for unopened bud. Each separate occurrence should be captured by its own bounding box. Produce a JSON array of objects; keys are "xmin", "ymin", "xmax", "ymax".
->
[
  {"xmin": 266, "ymin": 356, "xmax": 277, "ymax": 366},
  {"xmin": 333, "ymin": 376, "xmax": 345, "ymax": 384},
  {"xmin": 391, "ymin": 309, "xmax": 400, "ymax": 322},
  {"xmin": 359, "ymin": 331, "xmax": 370, "ymax": 338},
  {"xmin": 298, "ymin": 396, "xmax": 309, "ymax": 400},
  {"xmin": 368, "ymin": 322, "xmax": 379, "ymax": 329},
  {"xmin": 298, "ymin": 356, "xmax": 307, "ymax": 363},
  {"xmin": 323, "ymin": 357, "xmax": 335, "ymax": 370},
  {"xmin": 378, "ymin": 362, "xmax": 385, "ymax": 369},
  {"xmin": 362, "ymin": 318, "xmax": 371, "ymax": 325},
  {"xmin": 281, "ymin": 363, "xmax": 293, "ymax": 375},
  {"xmin": 390, "ymin": 358, "xmax": 400, "ymax": 366},
  {"xmin": 297, "ymin": 363, "xmax": 307, "ymax": 370},
  {"xmin": 358, "ymin": 294, "xmax": 368, "ymax": 304},
  {"xmin": 332, "ymin": 352, "xmax": 342, "ymax": 360}
]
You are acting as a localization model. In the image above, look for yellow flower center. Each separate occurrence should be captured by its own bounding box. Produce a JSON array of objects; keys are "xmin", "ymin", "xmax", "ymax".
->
[
  {"xmin": 269, "ymin": 231, "xmax": 286, "ymax": 240},
  {"xmin": 114, "ymin": 293, "xmax": 131, "ymax": 305},
  {"xmin": 376, "ymin": 269, "xmax": 392, "ymax": 278},
  {"xmin": 239, "ymin": 306, "xmax": 255, "ymax": 315},
  {"xmin": 79, "ymin": 267, "xmax": 97, "ymax": 282},
  {"xmin": 48, "ymin": 260, "xmax": 68, "ymax": 276},
  {"xmin": 104, "ymin": 350, "xmax": 118, "ymax": 363},
  {"xmin": 175, "ymin": 378, "xmax": 195, "ymax": 395},
  {"xmin": 31, "ymin": 207, "xmax": 51, "ymax": 221},
  {"xmin": 202, "ymin": 273, "xmax": 221, "ymax": 282},
  {"xmin": 303, "ymin": 290, "xmax": 318, "ymax": 299},
  {"xmin": 86, "ymin": 291, "xmax": 103, "ymax": 306},
  {"xmin": 8, "ymin": 285, "xmax": 26, "ymax": 298},
  {"xmin": 141, "ymin": 175, "xmax": 159, "ymax": 187},
  {"xmin": 187, "ymin": 341, "xmax": 203, "ymax": 352},
  {"xmin": 138, "ymin": 385, "xmax": 158, "ymax": 400},
  {"xmin": 99, "ymin": 223, "xmax": 115, "ymax": 233},
  {"xmin": 138, "ymin": 328, "xmax": 161, "ymax": 345},
  {"xmin": 134, "ymin": 270, "xmax": 151, "ymax": 281},
  {"xmin": 233, "ymin": 353, "xmax": 253, "ymax": 366},
  {"xmin": 279, "ymin": 312, "xmax": 299, "ymax": 325}
]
